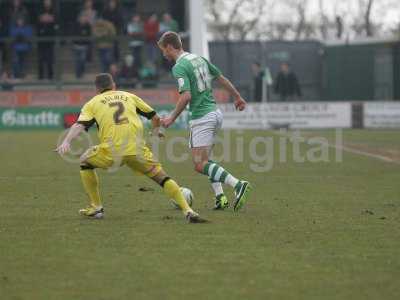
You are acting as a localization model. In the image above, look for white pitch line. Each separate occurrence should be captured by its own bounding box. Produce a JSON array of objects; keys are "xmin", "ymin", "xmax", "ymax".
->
[
  {"xmin": 328, "ymin": 144, "xmax": 399, "ymax": 164},
  {"xmin": 273, "ymin": 130, "xmax": 400, "ymax": 165}
]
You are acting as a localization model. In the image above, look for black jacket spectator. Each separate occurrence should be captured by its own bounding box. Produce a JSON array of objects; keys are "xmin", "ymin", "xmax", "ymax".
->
[
  {"xmin": 102, "ymin": 0, "xmax": 123, "ymax": 34},
  {"xmin": 102, "ymin": 0, "xmax": 122, "ymax": 62},
  {"xmin": 251, "ymin": 62, "xmax": 264, "ymax": 102},
  {"xmin": 0, "ymin": 17, "xmax": 7, "ymax": 70},
  {"xmin": 73, "ymin": 15, "xmax": 92, "ymax": 78},
  {"xmin": 73, "ymin": 16, "xmax": 91, "ymax": 47},
  {"xmin": 274, "ymin": 63, "xmax": 302, "ymax": 101},
  {"xmin": 9, "ymin": 0, "xmax": 29, "ymax": 26},
  {"xmin": 37, "ymin": 0, "xmax": 57, "ymax": 79}
]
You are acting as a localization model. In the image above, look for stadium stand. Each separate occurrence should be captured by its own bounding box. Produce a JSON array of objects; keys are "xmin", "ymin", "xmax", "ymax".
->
[{"xmin": 0, "ymin": 0, "xmax": 186, "ymax": 89}]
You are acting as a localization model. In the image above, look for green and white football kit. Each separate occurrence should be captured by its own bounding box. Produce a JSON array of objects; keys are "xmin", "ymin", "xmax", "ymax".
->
[
  {"xmin": 172, "ymin": 52, "xmax": 223, "ymax": 148},
  {"xmin": 172, "ymin": 51, "xmax": 251, "ymax": 211}
]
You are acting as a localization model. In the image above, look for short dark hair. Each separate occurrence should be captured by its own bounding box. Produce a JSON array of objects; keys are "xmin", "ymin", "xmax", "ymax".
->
[
  {"xmin": 95, "ymin": 73, "xmax": 114, "ymax": 92},
  {"xmin": 157, "ymin": 31, "xmax": 182, "ymax": 50}
]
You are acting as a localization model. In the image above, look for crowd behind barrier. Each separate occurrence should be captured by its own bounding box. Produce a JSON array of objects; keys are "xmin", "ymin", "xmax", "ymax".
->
[{"xmin": 0, "ymin": 0, "xmax": 184, "ymax": 87}]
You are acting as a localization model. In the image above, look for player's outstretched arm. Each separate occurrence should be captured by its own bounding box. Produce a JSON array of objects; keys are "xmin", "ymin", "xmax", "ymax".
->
[
  {"xmin": 217, "ymin": 75, "xmax": 247, "ymax": 111},
  {"xmin": 55, "ymin": 123, "xmax": 85, "ymax": 155},
  {"xmin": 161, "ymin": 91, "xmax": 191, "ymax": 128},
  {"xmin": 150, "ymin": 114, "xmax": 165, "ymax": 138}
]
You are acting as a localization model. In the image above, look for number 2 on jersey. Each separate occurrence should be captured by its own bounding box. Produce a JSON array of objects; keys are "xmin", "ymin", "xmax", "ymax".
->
[{"xmin": 109, "ymin": 102, "xmax": 129, "ymax": 125}]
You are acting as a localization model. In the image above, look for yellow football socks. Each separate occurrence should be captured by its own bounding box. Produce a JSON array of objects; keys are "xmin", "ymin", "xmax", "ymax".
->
[
  {"xmin": 163, "ymin": 179, "xmax": 192, "ymax": 214},
  {"xmin": 80, "ymin": 170, "xmax": 102, "ymax": 208}
]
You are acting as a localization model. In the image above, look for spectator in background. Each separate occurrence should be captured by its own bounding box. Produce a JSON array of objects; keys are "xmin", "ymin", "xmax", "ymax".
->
[
  {"xmin": 9, "ymin": 17, "xmax": 32, "ymax": 78},
  {"xmin": 144, "ymin": 14, "xmax": 159, "ymax": 64},
  {"xmin": 0, "ymin": 18, "xmax": 6, "ymax": 72},
  {"xmin": 37, "ymin": 0, "xmax": 57, "ymax": 80},
  {"xmin": 0, "ymin": 69, "xmax": 14, "ymax": 90},
  {"xmin": 120, "ymin": 54, "xmax": 139, "ymax": 87},
  {"xmin": 159, "ymin": 13, "xmax": 179, "ymax": 72},
  {"xmin": 139, "ymin": 61, "xmax": 158, "ymax": 87},
  {"xmin": 79, "ymin": 0, "xmax": 97, "ymax": 62},
  {"xmin": 109, "ymin": 62, "xmax": 121, "ymax": 85},
  {"xmin": 109, "ymin": 56, "xmax": 139, "ymax": 89},
  {"xmin": 159, "ymin": 13, "xmax": 179, "ymax": 34},
  {"xmin": 127, "ymin": 14, "xmax": 144, "ymax": 68},
  {"xmin": 335, "ymin": 16, "xmax": 343, "ymax": 39},
  {"xmin": 73, "ymin": 14, "xmax": 91, "ymax": 79},
  {"xmin": 274, "ymin": 63, "xmax": 302, "ymax": 101},
  {"xmin": 93, "ymin": 18, "xmax": 116, "ymax": 73},
  {"xmin": 251, "ymin": 62, "xmax": 265, "ymax": 102},
  {"xmin": 79, "ymin": 0, "xmax": 97, "ymax": 26},
  {"xmin": 9, "ymin": 0, "xmax": 29, "ymax": 26},
  {"xmin": 102, "ymin": 0, "xmax": 122, "ymax": 62},
  {"xmin": 102, "ymin": 0, "xmax": 122, "ymax": 32}
]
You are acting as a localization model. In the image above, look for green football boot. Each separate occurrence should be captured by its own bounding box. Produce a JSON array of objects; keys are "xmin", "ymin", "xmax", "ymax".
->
[
  {"xmin": 213, "ymin": 194, "xmax": 229, "ymax": 210},
  {"xmin": 233, "ymin": 181, "xmax": 251, "ymax": 211}
]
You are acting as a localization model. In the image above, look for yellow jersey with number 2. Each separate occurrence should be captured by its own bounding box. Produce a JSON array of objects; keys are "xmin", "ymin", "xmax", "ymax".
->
[{"xmin": 77, "ymin": 90, "xmax": 156, "ymax": 156}]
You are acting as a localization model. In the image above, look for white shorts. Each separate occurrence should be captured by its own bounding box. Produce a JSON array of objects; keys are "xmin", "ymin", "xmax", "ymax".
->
[{"xmin": 188, "ymin": 109, "xmax": 223, "ymax": 148}]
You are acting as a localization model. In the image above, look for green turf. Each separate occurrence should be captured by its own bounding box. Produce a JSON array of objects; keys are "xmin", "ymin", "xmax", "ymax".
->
[{"xmin": 0, "ymin": 129, "xmax": 399, "ymax": 300}]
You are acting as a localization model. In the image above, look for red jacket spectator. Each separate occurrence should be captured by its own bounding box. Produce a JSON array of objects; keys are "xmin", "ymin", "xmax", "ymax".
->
[{"xmin": 144, "ymin": 14, "xmax": 159, "ymax": 43}]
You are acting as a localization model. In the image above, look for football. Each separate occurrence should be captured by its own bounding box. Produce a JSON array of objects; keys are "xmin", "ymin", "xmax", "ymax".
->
[{"xmin": 170, "ymin": 187, "xmax": 194, "ymax": 209}]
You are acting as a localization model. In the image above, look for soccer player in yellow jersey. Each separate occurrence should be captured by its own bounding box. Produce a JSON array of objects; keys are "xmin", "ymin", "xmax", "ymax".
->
[{"xmin": 56, "ymin": 73, "xmax": 207, "ymax": 223}]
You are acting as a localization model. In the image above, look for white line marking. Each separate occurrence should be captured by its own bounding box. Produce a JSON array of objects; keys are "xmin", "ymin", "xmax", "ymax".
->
[
  {"xmin": 330, "ymin": 144, "xmax": 399, "ymax": 164},
  {"xmin": 273, "ymin": 130, "xmax": 400, "ymax": 165}
]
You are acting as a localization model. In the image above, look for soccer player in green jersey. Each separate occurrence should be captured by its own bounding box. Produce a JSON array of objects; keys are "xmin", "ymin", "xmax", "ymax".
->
[{"xmin": 157, "ymin": 31, "xmax": 251, "ymax": 211}]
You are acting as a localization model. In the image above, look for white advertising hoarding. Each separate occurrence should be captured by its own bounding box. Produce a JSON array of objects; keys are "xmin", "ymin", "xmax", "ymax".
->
[
  {"xmin": 218, "ymin": 102, "xmax": 352, "ymax": 129},
  {"xmin": 364, "ymin": 102, "xmax": 400, "ymax": 128}
]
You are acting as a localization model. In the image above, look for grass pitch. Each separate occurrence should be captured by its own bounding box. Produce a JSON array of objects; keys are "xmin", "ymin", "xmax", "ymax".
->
[{"xmin": 0, "ymin": 129, "xmax": 399, "ymax": 300}]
